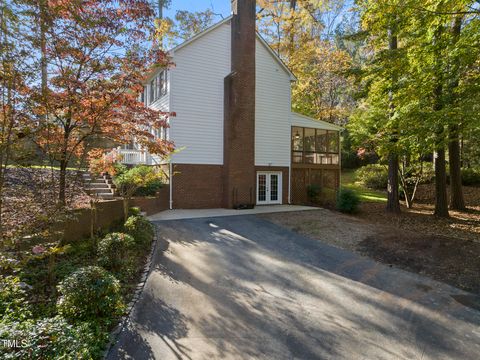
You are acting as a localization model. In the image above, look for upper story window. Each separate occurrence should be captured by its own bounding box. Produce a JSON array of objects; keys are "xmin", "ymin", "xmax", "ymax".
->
[
  {"xmin": 148, "ymin": 70, "xmax": 167, "ymax": 104},
  {"xmin": 292, "ymin": 126, "xmax": 340, "ymax": 165}
]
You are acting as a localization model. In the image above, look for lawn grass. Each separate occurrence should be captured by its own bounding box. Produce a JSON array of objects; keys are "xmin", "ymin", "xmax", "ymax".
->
[{"xmin": 341, "ymin": 169, "xmax": 387, "ymax": 203}]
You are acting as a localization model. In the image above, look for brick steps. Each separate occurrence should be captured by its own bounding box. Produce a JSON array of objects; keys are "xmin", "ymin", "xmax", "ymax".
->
[{"xmin": 82, "ymin": 172, "xmax": 116, "ymax": 200}]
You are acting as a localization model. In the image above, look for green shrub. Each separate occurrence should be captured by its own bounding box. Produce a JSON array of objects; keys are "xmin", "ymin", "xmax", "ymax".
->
[
  {"xmin": 355, "ymin": 164, "xmax": 388, "ymax": 190},
  {"xmin": 337, "ymin": 188, "xmax": 360, "ymax": 214},
  {"xmin": 128, "ymin": 206, "xmax": 142, "ymax": 217},
  {"xmin": 0, "ymin": 316, "xmax": 106, "ymax": 359},
  {"xmin": 0, "ymin": 276, "xmax": 31, "ymax": 322},
  {"xmin": 134, "ymin": 178, "xmax": 163, "ymax": 196},
  {"xmin": 461, "ymin": 167, "xmax": 480, "ymax": 186},
  {"xmin": 124, "ymin": 216, "xmax": 155, "ymax": 246},
  {"xmin": 57, "ymin": 266, "xmax": 124, "ymax": 321},
  {"xmin": 114, "ymin": 165, "xmax": 165, "ymax": 198},
  {"xmin": 307, "ymin": 184, "xmax": 321, "ymax": 202},
  {"xmin": 97, "ymin": 232, "xmax": 135, "ymax": 270}
]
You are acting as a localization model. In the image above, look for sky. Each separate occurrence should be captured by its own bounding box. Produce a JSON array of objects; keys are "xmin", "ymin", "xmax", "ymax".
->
[{"xmin": 163, "ymin": 0, "xmax": 232, "ymax": 20}]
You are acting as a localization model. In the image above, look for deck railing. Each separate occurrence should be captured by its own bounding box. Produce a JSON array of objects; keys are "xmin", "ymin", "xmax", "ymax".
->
[{"xmin": 118, "ymin": 148, "xmax": 147, "ymax": 165}]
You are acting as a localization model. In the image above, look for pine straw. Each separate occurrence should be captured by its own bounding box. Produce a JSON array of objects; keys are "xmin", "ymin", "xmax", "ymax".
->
[{"xmin": 261, "ymin": 184, "xmax": 480, "ymax": 294}]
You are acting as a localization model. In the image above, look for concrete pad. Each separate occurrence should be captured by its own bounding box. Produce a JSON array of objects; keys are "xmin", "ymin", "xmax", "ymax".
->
[{"xmin": 148, "ymin": 205, "xmax": 317, "ymax": 221}]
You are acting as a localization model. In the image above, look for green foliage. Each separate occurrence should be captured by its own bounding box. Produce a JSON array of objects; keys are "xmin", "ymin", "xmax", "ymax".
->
[
  {"xmin": 134, "ymin": 178, "xmax": 163, "ymax": 196},
  {"xmin": 113, "ymin": 162, "xmax": 128, "ymax": 177},
  {"xmin": 461, "ymin": 168, "xmax": 480, "ymax": 186},
  {"xmin": 336, "ymin": 188, "xmax": 361, "ymax": 214},
  {"xmin": 128, "ymin": 207, "xmax": 142, "ymax": 217},
  {"xmin": 0, "ymin": 316, "xmax": 107, "ymax": 360},
  {"xmin": 114, "ymin": 165, "xmax": 165, "ymax": 198},
  {"xmin": 57, "ymin": 266, "xmax": 124, "ymax": 321},
  {"xmin": 97, "ymin": 233, "xmax": 135, "ymax": 271},
  {"xmin": 306, "ymin": 184, "xmax": 321, "ymax": 202},
  {"xmin": 124, "ymin": 216, "xmax": 155, "ymax": 247},
  {"xmin": 0, "ymin": 276, "xmax": 31, "ymax": 322},
  {"xmin": 355, "ymin": 164, "xmax": 388, "ymax": 190}
]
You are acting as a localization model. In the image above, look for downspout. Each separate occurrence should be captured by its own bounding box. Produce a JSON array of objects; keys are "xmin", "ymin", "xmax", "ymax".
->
[
  {"xmin": 288, "ymin": 165, "xmax": 292, "ymax": 204},
  {"xmin": 169, "ymin": 162, "xmax": 173, "ymax": 209}
]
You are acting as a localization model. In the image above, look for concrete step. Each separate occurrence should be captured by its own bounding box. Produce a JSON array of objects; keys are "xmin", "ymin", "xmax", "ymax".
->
[
  {"xmin": 95, "ymin": 193, "xmax": 114, "ymax": 199},
  {"xmin": 89, "ymin": 188, "xmax": 113, "ymax": 194},
  {"xmin": 85, "ymin": 183, "xmax": 110, "ymax": 189}
]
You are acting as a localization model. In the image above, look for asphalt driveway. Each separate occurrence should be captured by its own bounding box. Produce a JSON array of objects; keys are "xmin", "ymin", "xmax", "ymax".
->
[{"xmin": 108, "ymin": 215, "xmax": 480, "ymax": 360}]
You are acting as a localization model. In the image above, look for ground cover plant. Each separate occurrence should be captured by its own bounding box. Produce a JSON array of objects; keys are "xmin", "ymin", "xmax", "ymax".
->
[{"xmin": 0, "ymin": 211, "xmax": 155, "ymax": 359}]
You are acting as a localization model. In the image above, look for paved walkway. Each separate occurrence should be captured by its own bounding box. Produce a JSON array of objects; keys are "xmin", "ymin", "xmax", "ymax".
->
[
  {"xmin": 108, "ymin": 215, "xmax": 480, "ymax": 360},
  {"xmin": 148, "ymin": 205, "xmax": 318, "ymax": 221}
]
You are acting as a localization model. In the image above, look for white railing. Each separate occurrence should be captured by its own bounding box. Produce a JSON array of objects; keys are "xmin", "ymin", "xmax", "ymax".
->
[{"xmin": 118, "ymin": 148, "xmax": 147, "ymax": 165}]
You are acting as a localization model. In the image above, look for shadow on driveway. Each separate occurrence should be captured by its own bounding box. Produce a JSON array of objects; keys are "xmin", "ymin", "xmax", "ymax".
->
[{"xmin": 107, "ymin": 215, "xmax": 480, "ymax": 360}]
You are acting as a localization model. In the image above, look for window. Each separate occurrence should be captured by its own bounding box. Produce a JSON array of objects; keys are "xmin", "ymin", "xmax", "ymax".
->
[
  {"xmin": 150, "ymin": 79, "xmax": 155, "ymax": 103},
  {"xmin": 291, "ymin": 127, "xmax": 339, "ymax": 165},
  {"xmin": 148, "ymin": 70, "xmax": 168, "ymax": 104}
]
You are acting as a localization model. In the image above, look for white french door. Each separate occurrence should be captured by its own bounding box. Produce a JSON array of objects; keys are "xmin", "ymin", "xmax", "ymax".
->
[{"xmin": 256, "ymin": 172, "xmax": 282, "ymax": 205}]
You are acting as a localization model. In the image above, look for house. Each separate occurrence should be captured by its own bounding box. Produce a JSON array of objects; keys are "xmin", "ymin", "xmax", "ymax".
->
[{"xmin": 119, "ymin": 0, "xmax": 342, "ymax": 209}]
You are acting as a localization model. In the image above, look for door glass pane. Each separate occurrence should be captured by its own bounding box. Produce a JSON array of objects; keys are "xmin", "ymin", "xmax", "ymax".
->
[
  {"xmin": 270, "ymin": 174, "xmax": 278, "ymax": 201},
  {"xmin": 258, "ymin": 174, "xmax": 266, "ymax": 202}
]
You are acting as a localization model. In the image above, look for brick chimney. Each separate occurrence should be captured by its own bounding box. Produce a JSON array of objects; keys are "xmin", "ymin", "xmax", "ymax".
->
[{"xmin": 223, "ymin": 0, "xmax": 256, "ymax": 208}]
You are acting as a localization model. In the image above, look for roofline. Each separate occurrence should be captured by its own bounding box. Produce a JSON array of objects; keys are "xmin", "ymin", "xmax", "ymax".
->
[
  {"xmin": 170, "ymin": 15, "xmax": 234, "ymax": 54},
  {"xmin": 145, "ymin": 15, "xmax": 297, "ymax": 82},
  {"xmin": 291, "ymin": 112, "xmax": 344, "ymax": 131},
  {"xmin": 255, "ymin": 32, "xmax": 297, "ymax": 81}
]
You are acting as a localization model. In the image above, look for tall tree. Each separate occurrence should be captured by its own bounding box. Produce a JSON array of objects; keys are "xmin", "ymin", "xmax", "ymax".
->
[
  {"xmin": 25, "ymin": 0, "xmax": 174, "ymax": 205},
  {"xmin": 351, "ymin": 0, "xmax": 409, "ymax": 213},
  {"xmin": 447, "ymin": 15, "xmax": 465, "ymax": 210}
]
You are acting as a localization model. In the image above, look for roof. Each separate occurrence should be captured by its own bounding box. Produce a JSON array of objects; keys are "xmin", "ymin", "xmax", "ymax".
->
[
  {"xmin": 146, "ymin": 16, "xmax": 297, "ymax": 81},
  {"xmin": 290, "ymin": 112, "xmax": 343, "ymax": 131}
]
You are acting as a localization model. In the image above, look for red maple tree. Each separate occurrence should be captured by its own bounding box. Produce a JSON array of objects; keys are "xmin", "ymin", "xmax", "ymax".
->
[{"xmin": 27, "ymin": 0, "xmax": 174, "ymax": 204}]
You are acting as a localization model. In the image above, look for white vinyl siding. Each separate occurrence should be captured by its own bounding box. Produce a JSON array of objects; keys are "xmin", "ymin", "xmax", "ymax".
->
[
  {"xmin": 169, "ymin": 22, "xmax": 231, "ymax": 165},
  {"xmin": 255, "ymin": 39, "xmax": 292, "ymax": 167}
]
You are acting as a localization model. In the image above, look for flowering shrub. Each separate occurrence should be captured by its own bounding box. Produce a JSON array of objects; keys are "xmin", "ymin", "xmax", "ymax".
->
[{"xmin": 57, "ymin": 266, "xmax": 124, "ymax": 321}]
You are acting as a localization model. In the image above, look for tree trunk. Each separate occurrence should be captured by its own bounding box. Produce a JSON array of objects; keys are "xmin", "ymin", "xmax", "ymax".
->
[
  {"xmin": 386, "ymin": 30, "xmax": 400, "ymax": 214},
  {"xmin": 432, "ymin": 25, "xmax": 449, "ymax": 218},
  {"xmin": 59, "ymin": 159, "xmax": 67, "ymax": 205},
  {"xmin": 123, "ymin": 197, "xmax": 129, "ymax": 222},
  {"xmin": 447, "ymin": 16, "xmax": 465, "ymax": 211},
  {"xmin": 38, "ymin": 0, "xmax": 48, "ymax": 132},
  {"xmin": 387, "ymin": 153, "xmax": 401, "ymax": 213},
  {"xmin": 449, "ymin": 124, "xmax": 465, "ymax": 210},
  {"xmin": 434, "ymin": 149, "xmax": 449, "ymax": 217}
]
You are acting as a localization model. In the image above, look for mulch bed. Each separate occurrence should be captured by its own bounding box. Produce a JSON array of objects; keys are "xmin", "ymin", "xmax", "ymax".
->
[
  {"xmin": 263, "ymin": 184, "xmax": 480, "ymax": 295},
  {"xmin": 2, "ymin": 168, "xmax": 91, "ymax": 240},
  {"xmin": 355, "ymin": 184, "xmax": 480, "ymax": 294}
]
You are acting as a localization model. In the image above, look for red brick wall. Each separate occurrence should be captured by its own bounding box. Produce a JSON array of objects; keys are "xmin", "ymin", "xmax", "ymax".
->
[
  {"xmin": 131, "ymin": 186, "xmax": 170, "ymax": 215},
  {"xmin": 172, "ymin": 164, "xmax": 224, "ymax": 209},
  {"xmin": 255, "ymin": 166, "xmax": 290, "ymax": 205}
]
